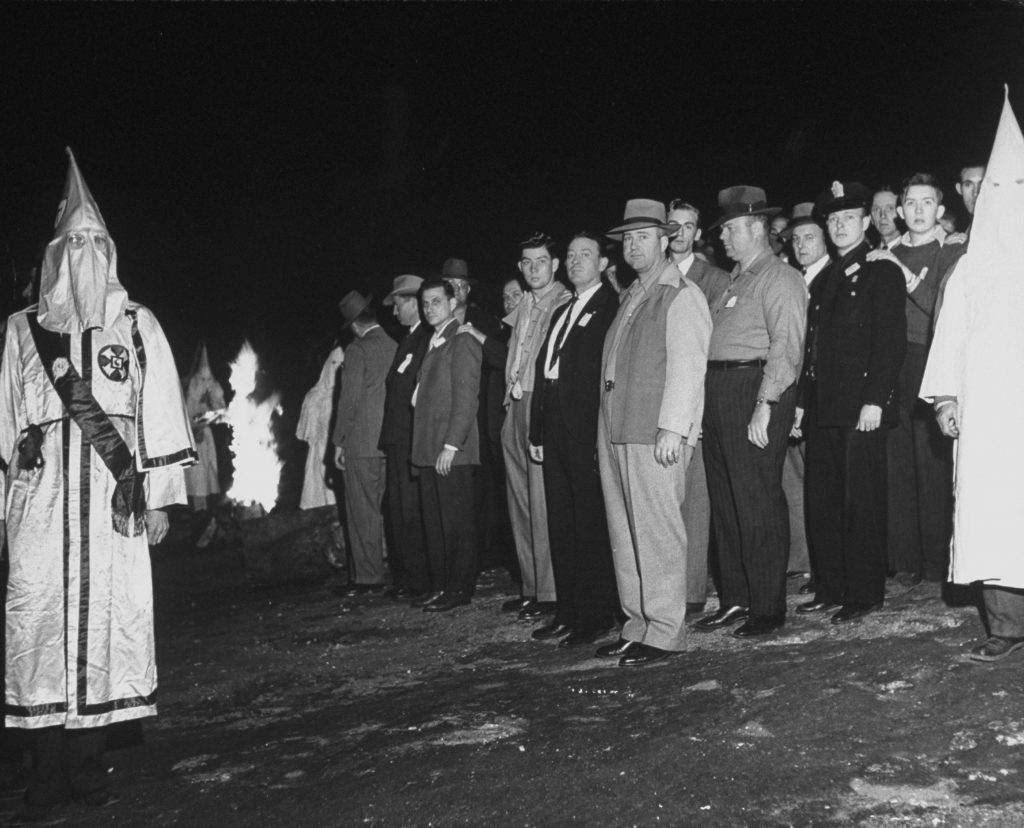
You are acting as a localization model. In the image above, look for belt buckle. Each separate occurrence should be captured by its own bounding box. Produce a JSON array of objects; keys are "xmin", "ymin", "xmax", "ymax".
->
[{"xmin": 604, "ymin": 380, "xmax": 615, "ymax": 391}]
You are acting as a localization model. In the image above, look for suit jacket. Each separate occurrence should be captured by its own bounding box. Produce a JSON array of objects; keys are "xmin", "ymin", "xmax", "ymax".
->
[
  {"xmin": 529, "ymin": 283, "xmax": 618, "ymax": 447},
  {"xmin": 332, "ymin": 326, "xmax": 397, "ymax": 458},
  {"xmin": 796, "ymin": 258, "xmax": 832, "ymax": 410},
  {"xmin": 465, "ymin": 305, "xmax": 507, "ymax": 444},
  {"xmin": 803, "ymin": 241, "xmax": 906, "ymax": 427},
  {"xmin": 686, "ymin": 256, "xmax": 731, "ymax": 310},
  {"xmin": 379, "ymin": 322, "xmax": 431, "ymax": 448},
  {"xmin": 411, "ymin": 319, "xmax": 483, "ymax": 468}
]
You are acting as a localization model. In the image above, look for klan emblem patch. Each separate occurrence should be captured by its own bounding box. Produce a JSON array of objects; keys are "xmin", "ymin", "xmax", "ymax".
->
[{"xmin": 98, "ymin": 345, "xmax": 130, "ymax": 383}]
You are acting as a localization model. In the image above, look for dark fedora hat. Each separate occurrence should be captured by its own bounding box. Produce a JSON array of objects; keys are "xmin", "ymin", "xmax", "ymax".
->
[
  {"xmin": 441, "ymin": 257, "xmax": 478, "ymax": 287},
  {"xmin": 338, "ymin": 290, "xmax": 372, "ymax": 327},
  {"xmin": 814, "ymin": 181, "xmax": 873, "ymax": 217},
  {"xmin": 709, "ymin": 185, "xmax": 782, "ymax": 230},
  {"xmin": 780, "ymin": 202, "xmax": 822, "ymax": 239},
  {"xmin": 606, "ymin": 198, "xmax": 680, "ymax": 241}
]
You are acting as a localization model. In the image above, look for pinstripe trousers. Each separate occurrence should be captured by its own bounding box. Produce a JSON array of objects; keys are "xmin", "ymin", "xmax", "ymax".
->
[{"xmin": 703, "ymin": 368, "xmax": 795, "ymax": 620}]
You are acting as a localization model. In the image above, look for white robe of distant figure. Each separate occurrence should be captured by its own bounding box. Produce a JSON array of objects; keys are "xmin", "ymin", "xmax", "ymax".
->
[
  {"xmin": 182, "ymin": 344, "xmax": 225, "ymax": 510},
  {"xmin": 297, "ymin": 347, "xmax": 344, "ymax": 509}
]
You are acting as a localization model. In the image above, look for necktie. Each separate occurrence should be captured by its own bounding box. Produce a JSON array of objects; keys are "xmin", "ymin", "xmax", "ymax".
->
[{"xmin": 547, "ymin": 296, "xmax": 577, "ymax": 373}]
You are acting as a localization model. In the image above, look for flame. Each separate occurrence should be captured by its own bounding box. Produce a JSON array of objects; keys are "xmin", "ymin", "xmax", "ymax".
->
[{"xmin": 225, "ymin": 341, "xmax": 282, "ymax": 513}]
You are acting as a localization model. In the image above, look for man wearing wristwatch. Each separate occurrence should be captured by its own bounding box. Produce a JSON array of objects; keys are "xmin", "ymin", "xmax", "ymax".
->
[{"xmin": 695, "ymin": 186, "xmax": 807, "ymax": 638}]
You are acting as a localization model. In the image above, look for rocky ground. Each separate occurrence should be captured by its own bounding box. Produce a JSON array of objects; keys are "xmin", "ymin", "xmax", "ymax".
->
[{"xmin": 3, "ymin": 512, "xmax": 1024, "ymax": 827}]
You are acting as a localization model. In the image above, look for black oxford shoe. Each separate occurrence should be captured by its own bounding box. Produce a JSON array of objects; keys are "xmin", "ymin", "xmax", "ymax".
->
[
  {"xmin": 423, "ymin": 592, "xmax": 471, "ymax": 613},
  {"xmin": 518, "ymin": 601, "xmax": 556, "ymax": 620},
  {"xmin": 531, "ymin": 622, "xmax": 572, "ymax": 641},
  {"xmin": 798, "ymin": 578, "xmax": 816, "ymax": 595},
  {"xmin": 595, "ymin": 638, "xmax": 637, "ymax": 659},
  {"xmin": 502, "ymin": 596, "xmax": 533, "ymax": 612},
  {"xmin": 732, "ymin": 615, "xmax": 784, "ymax": 638},
  {"xmin": 411, "ymin": 590, "xmax": 444, "ymax": 608},
  {"xmin": 693, "ymin": 605, "xmax": 749, "ymax": 632},
  {"xmin": 830, "ymin": 603, "xmax": 882, "ymax": 625},
  {"xmin": 559, "ymin": 627, "xmax": 612, "ymax": 648},
  {"xmin": 619, "ymin": 643, "xmax": 677, "ymax": 667},
  {"xmin": 796, "ymin": 599, "xmax": 842, "ymax": 615}
]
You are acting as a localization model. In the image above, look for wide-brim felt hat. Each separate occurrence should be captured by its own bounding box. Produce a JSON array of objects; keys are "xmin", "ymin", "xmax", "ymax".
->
[
  {"xmin": 383, "ymin": 274, "xmax": 423, "ymax": 306},
  {"xmin": 441, "ymin": 257, "xmax": 478, "ymax": 286},
  {"xmin": 338, "ymin": 290, "xmax": 372, "ymax": 327},
  {"xmin": 814, "ymin": 181, "xmax": 873, "ymax": 217},
  {"xmin": 709, "ymin": 185, "xmax": 782, "ymax": 230},
  {"xmin": 780, "ymin": 201, "xmax": 822, "ymax": 239},
  {"xmin": 606, "ymin": 198, "xmax": 680, "ymax": 241}
]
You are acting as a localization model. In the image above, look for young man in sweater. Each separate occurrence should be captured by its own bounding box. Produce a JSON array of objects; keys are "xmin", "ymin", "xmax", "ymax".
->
[{"xmin": 868, "ymin": 173, "xmax": 964, "ymax": 585}]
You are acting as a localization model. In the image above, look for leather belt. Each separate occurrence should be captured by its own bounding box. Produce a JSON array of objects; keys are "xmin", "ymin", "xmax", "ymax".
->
[
  {"xmin": 542, "ymin": 378, "xmax": 559, "ymax": 387},
  {"xmin": 706, "ymin": 358, "xmax": 766, "ymax": 371}
]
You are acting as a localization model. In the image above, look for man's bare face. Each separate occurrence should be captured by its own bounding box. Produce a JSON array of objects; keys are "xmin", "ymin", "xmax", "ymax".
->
[
  {"xmin": 421, "ymin": 286, "xmax": 456, "ymax": 329},
  {"xmin": 957, "ymin": 166, "xmax": 985, "ymax": 216},
  {"xmin": 871, "ymin": 191, "xmax": 899, "ymax": 239},
  {"xmin": 668, "ymin": 208, "xmax": 701, "ymax": 258},
  {"xmin": 826, "ymin": 208, "xmax": 869, "ymax": 253},
  {"xmin": 518, "ymin": 247, "xmax": 557, "ymax": 292},
  {"xmin": 565, "ymin": 237, "xmax": 606, "ymax": 291},
  {"xmin": 791, "ymin": 223, "xmax": 828, "ymax": 268},
  {"xmin": 720, "ymin": 216, "xmax": 759, "ymax": 263},
  {"xmin": 899, "ymin": 185, "xmax": 944, "ymax": 235},
  {"xmin": 444, "ymin": 278, "xmax": 471, "ymax": 308},
  {"xmin": 393, "ymin": 294, "xmax": 420, "ymax": 327},
  {"xmin": 622, "ymin": 227, "xmax": 664, "ymax": 275},
  {"xmin": 502, "ymin": 280, "xmax": 524, "ymax": 315}
]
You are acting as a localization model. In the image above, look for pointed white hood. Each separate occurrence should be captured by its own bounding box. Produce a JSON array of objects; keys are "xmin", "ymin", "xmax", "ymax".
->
[{"xmin": 37, "ymin": 148, "xmax": 128, "ymax": 334}]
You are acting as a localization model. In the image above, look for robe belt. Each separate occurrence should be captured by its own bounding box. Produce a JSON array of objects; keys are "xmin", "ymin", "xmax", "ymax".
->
[{"xmin": 26, "ymin": 313, "xmax": 146, "ymax": 538}]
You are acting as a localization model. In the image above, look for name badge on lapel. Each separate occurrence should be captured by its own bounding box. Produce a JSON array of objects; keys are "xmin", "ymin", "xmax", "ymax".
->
[
  {"xmin": 396, "ymin": 353, "xmax": 414, "ymax": 374},
  {"xmin": 725, "ymin": 296, "xmax": 738, "ymax": 309},
  {"xmin": 578, "ymin": 312, "xmax": 593, "ymax": 327},
  {"xmin": 845, "ymin": 263, "xmax": 861, "ymax": 277}
]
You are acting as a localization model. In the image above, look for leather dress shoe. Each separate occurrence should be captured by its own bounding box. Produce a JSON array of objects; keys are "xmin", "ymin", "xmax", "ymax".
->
[
  {"xmin": 518, "ymin": 601, "xmax": 556, "ymax": 620},
  {"xmin": 338, "ymin": 582, "xmax": 385, "ymax": 598},
  {"xmin": 693, "ymin": 605, "xmax": 748, "ymax": 632},
  {"xmin": 502, "ymin": 596, "xmax": 534, "ymax": 613},
  {"xmin": 796, "ymin": 599, "xmax": 841, "ymax": 615},
  {"xmin": 423, "ymin": 592, "xmax": 470, "ymax": 613},
  {"xmin": 830, "ymin": 603, "xmax": 882, "ymax": 625},
  {"xmin": 411, "ymin": 590, "xmax": 444, "ymax": 608},
  {"xmin": 732, "ymin": 615, "xmax": 784, "ymax": 637},
  {"xmin": 595, "ymin": 638, "xmax": 637, "ymax": 659},
  {"xmin": 559, "ymin": 627, "xmax": 612, "ymax": 648},
  {"xmin": 619, "ymin": 643, "xmax": 677, "ymax": 667},
  {"xmin": 531, "ymin": 621, "xmax": 572, "ymax": 641},
  {"xmin": 798, "ymin": 577, "xmax": 816, "ymax": 595}
]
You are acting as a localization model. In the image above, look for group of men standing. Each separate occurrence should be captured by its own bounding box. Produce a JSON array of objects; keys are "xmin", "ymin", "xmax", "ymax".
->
[{"xmin": 326, "ymin": 141, "xmax": 1015, "ymax": 668}]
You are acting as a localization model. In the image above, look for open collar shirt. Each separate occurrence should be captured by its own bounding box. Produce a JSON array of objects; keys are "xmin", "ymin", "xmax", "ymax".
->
[{"xmin": 503, "ymin": 282, "xmax": 571, "ymax": 402}]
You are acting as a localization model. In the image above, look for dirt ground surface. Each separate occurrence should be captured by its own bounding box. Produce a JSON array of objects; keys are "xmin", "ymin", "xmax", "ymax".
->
[{"xmin": 4, "ymin": 517, "xmax": 1024, "ymax": 827}]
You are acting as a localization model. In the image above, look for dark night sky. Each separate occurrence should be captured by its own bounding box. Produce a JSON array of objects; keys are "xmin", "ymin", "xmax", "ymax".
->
[{"xmin": 2, "ymin": 1, "xmax": 1024, "ymax": 408}]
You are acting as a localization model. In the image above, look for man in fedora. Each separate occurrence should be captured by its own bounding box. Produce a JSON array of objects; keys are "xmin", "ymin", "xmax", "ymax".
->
[
  {"xmin": 379, "ymin": 275, "xmax": 430, "ymax": 601},
  {"xmin": 442, "ymin": 258, "xmax": 510, "ymax": 573},
  {"xmin": 501, "ymin": 233, "xmax": 571, "ymax": 619},
  {"xmin": 667, "ymin": 199, "xmax": 731, "ymax": 619},
  {"xmin": 797, "ymin": 182, "xmax": 905, "ymax": 624},
  {"xmin": 596, "ymin": 199, "xmax": 712, "ymax": 667},
  {"xmin": 333, "ymin": 291, "xmax": 397, "ymax": 595},
  {"xmin": 783, "ymin": 201, "xmax": 831, "ymax": 590},
  {"xmin": 695, "ymin": 186, "xmax": 806, "ymax": 638}
]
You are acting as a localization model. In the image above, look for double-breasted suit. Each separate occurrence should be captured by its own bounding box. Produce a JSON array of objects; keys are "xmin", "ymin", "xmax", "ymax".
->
[
  {"xmin": 380, "ymin": 322, "xmax": 431, "ymax": 592},
  {"xmin": 411, "ymin": 319, "xmax": 483, "ymax": 597},
  {"xmin": 801, "ymin": 240, "xmax": 906, "ymax": 607},
  {"xmin": 528, "ymin": 283, "xmax": 620, "ymax": 634}
]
